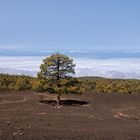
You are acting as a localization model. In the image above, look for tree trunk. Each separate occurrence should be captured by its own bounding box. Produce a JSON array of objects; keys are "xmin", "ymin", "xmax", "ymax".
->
[
  {"xmin": 56, "ymin": 95, "xmax": 61, "ymax": 106},
  {"xmin": 57, "ymin": 59, "xmax": 60, "ymax": 80}
]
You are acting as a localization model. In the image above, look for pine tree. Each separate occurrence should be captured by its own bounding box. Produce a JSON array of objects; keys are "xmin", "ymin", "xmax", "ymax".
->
[{"xmin": 38, "ymin": 53, "xmax": 78, "ymax": 105}]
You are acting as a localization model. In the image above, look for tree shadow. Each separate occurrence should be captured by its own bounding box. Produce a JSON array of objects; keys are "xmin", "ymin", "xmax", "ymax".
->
[{"xmin": 39, "ymin": 99, "xmax": 89, "ymax": 106}]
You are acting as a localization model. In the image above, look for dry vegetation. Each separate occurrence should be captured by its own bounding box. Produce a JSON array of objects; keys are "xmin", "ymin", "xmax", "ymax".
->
[{"xmin": 0, "ymin": 74, "xmax": 140, "ymax": 94}]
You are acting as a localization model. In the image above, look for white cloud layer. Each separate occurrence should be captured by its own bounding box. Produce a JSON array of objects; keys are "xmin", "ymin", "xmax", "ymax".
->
[{"xmin": 0, "ymin": 56, "xmax": 140, "ymax": 79}]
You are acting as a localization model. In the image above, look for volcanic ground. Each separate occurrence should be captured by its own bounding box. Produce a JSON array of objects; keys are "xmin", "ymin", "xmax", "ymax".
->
[{"xmin": 0, "ymin": 91, "xmax": 140, "ymax": 140}]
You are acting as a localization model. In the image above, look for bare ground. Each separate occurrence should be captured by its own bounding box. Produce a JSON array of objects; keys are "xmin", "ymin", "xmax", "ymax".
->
[{"xmin": 0, "ymin": 91, "xmax": 140, "ymax": 140}]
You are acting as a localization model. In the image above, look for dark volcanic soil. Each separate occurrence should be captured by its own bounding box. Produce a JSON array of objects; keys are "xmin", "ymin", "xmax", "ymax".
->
[{"xmin": 0, "ymin": 92, "xmax": 140, "ymax": 140}]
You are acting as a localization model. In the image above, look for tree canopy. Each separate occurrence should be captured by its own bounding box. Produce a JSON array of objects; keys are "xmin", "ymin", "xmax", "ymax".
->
[
  {"xmin": 38, "ymin": 53, "xmax": 75, "ymax": 80},
  {"xmin": 37, "ymin": 53, "xmax": 81, "ymax": 97}
]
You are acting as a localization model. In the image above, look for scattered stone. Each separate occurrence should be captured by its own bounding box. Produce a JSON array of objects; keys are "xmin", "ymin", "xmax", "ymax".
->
[
  {"xmin": 88, "ymin": 115, "xmax": 94, "ymax": 119},
  {"xmin": 13, "ymin": 130, "xmax": 24, "ymax": 136},
  {"xmin": 13, "ymin": 132, "xmax": 18, "ymax": 136},
  {"xmin": 15, "ymin": 117, "xmax": 21, "ymax": 120},
  {"xmin": 6, "ymin": 120, "xmax": 11, "ymax": 126},
  {"xmin": 27, "ymin": 125, "xmax": 32, "ymax": 128},
  {"xmin": 55, "ymin": 105, "xmax": 62, "ymax": 109},
  {"xmin": 37, "ymin": 112, "xmax": 46, "ymax": 115},
  {"xmin": 17, "ymin": 130, "xmax": 21, "ymax": 133},
  {"xmin": 82, "ymin": 104, "xmax": 89, "ymax": 107},
  {"xmin": 19, "ymin": 132, "xmax": 24, "ymax": 135}
]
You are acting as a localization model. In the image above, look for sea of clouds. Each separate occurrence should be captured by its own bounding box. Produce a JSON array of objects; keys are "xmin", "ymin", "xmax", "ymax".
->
[{"xmin": 0, "ymin": 56, "xmax": 140, "ymax": 79}]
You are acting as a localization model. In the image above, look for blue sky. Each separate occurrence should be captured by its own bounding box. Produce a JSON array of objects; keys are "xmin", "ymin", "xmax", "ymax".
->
[
  {"xmin": 0, "ymin": 0, "xmax": 140, "ymax": 53},
  {"xmin": 0, "ymin": 0, "xmax": 140, "ymax": 79}
]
